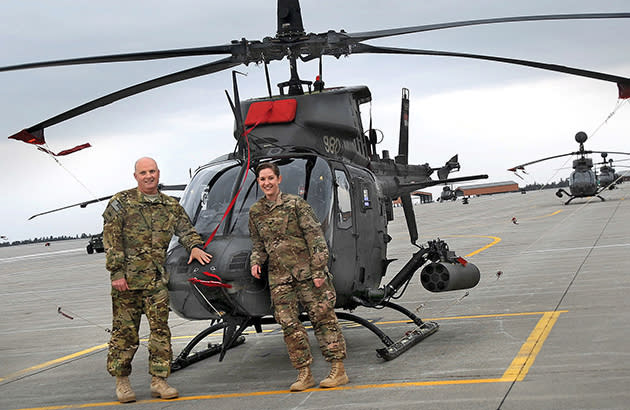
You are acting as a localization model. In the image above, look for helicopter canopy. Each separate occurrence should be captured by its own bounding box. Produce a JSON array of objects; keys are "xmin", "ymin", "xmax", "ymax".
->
[{"xmin": 177, "ymin": 156, "xmax": 334, "ymax": 244}]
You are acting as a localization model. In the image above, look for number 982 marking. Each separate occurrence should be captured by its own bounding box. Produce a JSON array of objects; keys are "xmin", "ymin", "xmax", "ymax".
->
[{"xmin": 323, "ymin": 135, "xmax": 342, "ymax": 154}]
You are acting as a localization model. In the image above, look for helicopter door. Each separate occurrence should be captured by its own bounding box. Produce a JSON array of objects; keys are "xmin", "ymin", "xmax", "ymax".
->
[
  {"xmin": 345, "ymin": 164, "xmax": 386, "ymax": 291},
  {"xmin": 330, "ymin": 166, "xmax": 356, "ymax": 303}
]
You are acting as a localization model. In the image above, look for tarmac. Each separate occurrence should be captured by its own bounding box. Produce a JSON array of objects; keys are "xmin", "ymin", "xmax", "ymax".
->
[{"xmin": 1, "ymin": 184, "xmax": 629, "ymax": 410}]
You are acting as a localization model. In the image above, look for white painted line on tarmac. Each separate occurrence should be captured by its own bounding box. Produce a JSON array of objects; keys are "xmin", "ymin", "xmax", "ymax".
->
[
  {"xmin": 520, "ymin": 243, "xmax": 630, "ymax": 254},
  {"xmin": 0, "ymin": 248, "xmax": 85, "ymax": 263}
]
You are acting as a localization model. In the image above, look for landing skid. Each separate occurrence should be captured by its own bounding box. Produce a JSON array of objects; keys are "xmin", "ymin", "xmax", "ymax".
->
[
  {"xmin": 557, "ymin": 188, "xmax": 606, "ymax": 205},
  {"xmin": 172, "ymin": 299, "xmax": 438, "ymax": 371},
  {"xmin": 338, "ymin": 300, "xmax": 438, "ymax": 361},
  {"xmin": 564, "ymin": 194, "xmax": 605, "ymax": 205},
  {"xmin": 171, "ymin": 319, "xmax": 247, "ymax": 372}
]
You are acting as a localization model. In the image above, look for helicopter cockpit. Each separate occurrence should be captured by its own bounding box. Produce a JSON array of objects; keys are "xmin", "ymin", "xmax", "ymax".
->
[
  {"xmin": 167, "ymin": 155, "xmax": 336, "ymax": 319},
  {"xmin": 569, "ymin": 168, "xmax": 597, "ymax": 196},
  {"xmin": 180, "ymin": 156, "xmax": 334, "ymax": 241}
]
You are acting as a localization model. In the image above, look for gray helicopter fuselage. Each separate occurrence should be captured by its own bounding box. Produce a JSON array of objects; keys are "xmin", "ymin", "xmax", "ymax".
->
[{"xmin": 166, "ymin": 154, "xmax": 389, "ymax": 320}]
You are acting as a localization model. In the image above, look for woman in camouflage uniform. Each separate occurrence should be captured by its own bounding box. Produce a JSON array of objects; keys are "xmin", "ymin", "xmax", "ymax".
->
[{"xmin": 249, "ymin": 162, "xmax": 348, "ymax": 391}]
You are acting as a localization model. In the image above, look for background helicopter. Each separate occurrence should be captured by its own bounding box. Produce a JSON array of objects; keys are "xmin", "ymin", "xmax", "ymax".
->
[
  {"xmin": 596, "ymin": 152, "xmax": 630, "ymax": 189},
  {"xmin": 438, "ymin": 185, "xmax": 459, "ymax": 202},
  {"xmin": 509, "ymin": 131, "xmax": 630, "ymax": 204},
  {"xmin": 2, "ymin": 1, "xmax": 630, "ymax": 366}
]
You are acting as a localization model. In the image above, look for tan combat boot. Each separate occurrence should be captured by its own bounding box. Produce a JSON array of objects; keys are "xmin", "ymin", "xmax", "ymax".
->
[
  {"xmin": 115, "ymin": 376, "xmax": 136, "ymax": 403},
  {"xmin": 319, "ymin": 360, "xmax": 349, "ymax": 388},
  {"xmin": 150, "ymin": 376, "xmax": 179, "ymax": 399},
  {"xmin": 289, "ymin": 366, "xmax": 316, "ymax": 391}
]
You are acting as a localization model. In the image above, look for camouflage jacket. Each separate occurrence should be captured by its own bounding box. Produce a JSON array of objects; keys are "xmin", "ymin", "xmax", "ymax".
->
[
  {"xmin": 249, "ymin": 192, "xmax": 329, "ymax": 286},
  {"xmin": 103, "ymin": 188, "xmax": 204, "ymax": 289}
]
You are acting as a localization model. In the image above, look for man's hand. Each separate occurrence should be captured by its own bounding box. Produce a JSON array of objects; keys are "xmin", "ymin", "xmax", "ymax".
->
[
  {"xmin": 188, "ymin": 247, "xmax": 212, "ymax": 265},
  {"xmin": 313, "ymin": 277, "xmax": 325, "ymax": 288},
  {"xmin": 251, "ymin": 264, "xmax": 261, "ymax": 279},
  {"xmin": 112, "ymin": 278, "xmax": 129, "ymax": 291}
]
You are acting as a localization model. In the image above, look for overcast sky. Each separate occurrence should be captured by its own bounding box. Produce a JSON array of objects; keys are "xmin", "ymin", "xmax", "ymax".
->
[{"xmin": 1, "ymin": 0, "xmax": 629, "ymax": 242}]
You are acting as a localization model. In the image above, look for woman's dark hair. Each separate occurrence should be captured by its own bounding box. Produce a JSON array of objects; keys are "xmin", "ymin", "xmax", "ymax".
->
[{"xmin": 255, "ymin": 162, "xmax": 280, "ymax": 177}]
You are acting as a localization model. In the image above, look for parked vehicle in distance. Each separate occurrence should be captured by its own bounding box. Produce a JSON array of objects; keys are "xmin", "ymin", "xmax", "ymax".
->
[{"xmin": 86, "ymin": 233, "xmax": 104, "ymax": 254}]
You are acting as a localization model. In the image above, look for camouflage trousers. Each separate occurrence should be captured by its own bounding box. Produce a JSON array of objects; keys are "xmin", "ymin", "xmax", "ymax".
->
[
  {"xmin": 107, "ymin": 285, "xmax": 172, "ymax": 378},
  {"xmin": 271, "ymin": 276, "xmax": 347, "ymax": 369}
]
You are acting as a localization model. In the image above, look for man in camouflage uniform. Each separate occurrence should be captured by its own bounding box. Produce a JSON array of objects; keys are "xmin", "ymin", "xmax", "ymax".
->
[
  {"xmin": 249, "ymin": 162, "xmax": 349, "ymax": 391},
  {"xmin": 103, "ymin": 157, "xmax": 212, "ymax": 403}
]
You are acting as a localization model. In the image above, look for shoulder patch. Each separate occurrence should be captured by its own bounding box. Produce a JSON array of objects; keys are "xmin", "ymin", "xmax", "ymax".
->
[{"xmin": 103, "ymin": 198, "xmax": 123, "ymax": 223}]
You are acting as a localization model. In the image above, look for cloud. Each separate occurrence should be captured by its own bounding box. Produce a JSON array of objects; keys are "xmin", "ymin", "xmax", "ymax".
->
[{"xmin": 1, "ymin": 0, "xmax": 629, "ymax": 240}]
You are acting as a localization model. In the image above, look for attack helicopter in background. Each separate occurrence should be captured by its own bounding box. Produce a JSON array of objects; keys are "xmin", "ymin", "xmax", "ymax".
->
[
  {"xmin": 596, "ymin": 152, "xmax": 630, "ymax": 189},
  {"xmin": 438, "ymin": 185, "xmax": 459, "ymax": 202},
  {"xmin": 4, "ymin": 0, "xmax": 630, "ymax": 367},
  {"xmin": 509, "ymin": 131, "xmax": 630, "ymax": 204}
]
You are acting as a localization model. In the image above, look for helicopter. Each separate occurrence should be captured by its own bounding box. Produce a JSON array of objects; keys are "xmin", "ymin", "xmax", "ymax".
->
[
  {"xmin": 509, "ymin": 131, "xmax": 630, "ymax": 204},
  {"xmin": 596, "ymin": 152, "xmax": 630, "ymax": 190},
  {"xmin": 438, "ymin": 185, "xmax": 459, "ymax": 202},
  {"xmin": 4, "ymin": 1, "xmax": 630, "ymax": 368}
]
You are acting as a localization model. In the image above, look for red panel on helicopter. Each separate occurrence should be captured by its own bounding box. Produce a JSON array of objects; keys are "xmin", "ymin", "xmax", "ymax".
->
[
  {"xmin": 8, "ymin": 129, "xmax": 46, "ymax": 145},
  {"xmin": 38, "ymin": 143, "xmax": 92, "ymax": 156},
  {"xmin": 244, "ymin": 99, "xmax": 297, "ymax": 126}
]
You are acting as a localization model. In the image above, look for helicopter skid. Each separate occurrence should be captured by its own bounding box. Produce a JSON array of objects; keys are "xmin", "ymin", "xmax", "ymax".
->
[
  {"xmin": 171, "ymin": 336, "xmax": 245, "ymax": 372},
  {"xmin": 375, "ymin": 321, "xmax": 439, "ymax": 361},
  {"xmin": 171, "ymin": 321, "xmax": 246, "ymax": 372},
  {"xmin": 337, "ymin": 301, "xmax": 439, "ymax": 361}
]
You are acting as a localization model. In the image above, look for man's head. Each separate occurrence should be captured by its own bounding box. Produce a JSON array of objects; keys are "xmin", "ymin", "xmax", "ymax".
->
[
  {"xmin": 134, "ymin": 157, "xmax": 160, "ymax": 194},
  {"xmin": 255, "ymin": 162, "xmax": 282, "ymax": 200}
]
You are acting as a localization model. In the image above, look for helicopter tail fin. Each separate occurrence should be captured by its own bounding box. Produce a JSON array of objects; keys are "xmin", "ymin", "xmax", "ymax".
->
[
  {"xmin": 395, "ymin": 88, "xmax": 418, "ymax": 244},
  {"xmin": 438, "ymin": 154, "xmax": 461, "ymax": 181},
  {"xmin": 395, "ymin": 88, "xmax": 409, "ymax": 165}
]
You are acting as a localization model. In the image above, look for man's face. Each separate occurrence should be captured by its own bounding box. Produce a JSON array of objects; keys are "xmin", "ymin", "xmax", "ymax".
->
[
  {"xmin": 134, "ymin": 158, "xmax": 160, "ymax": 194},
  {"xmin": 257, "ymin": 168, "xmax": 282, "ymax": 199}
]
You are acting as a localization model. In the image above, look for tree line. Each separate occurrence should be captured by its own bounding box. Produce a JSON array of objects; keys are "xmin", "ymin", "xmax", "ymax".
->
[
  {"xmin": 0, "ymin": 233, "xmax": 95, "ymax": 247},
  {"xmin": 521, "ymin": 178, "xmax": 569, "ymax": 191}
]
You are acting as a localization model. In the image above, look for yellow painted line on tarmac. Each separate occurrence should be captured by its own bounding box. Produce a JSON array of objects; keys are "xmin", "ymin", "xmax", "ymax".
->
[
  {"xmin": 2, "ymin": 311, "xmax": 562, "ymax": 383},
  {"xmin": 0, "ymin": 343, "xmax": 108, "ymax": 382},
  {"xmin": 532, "ymin": 209, "xmax": 564, "ymax": 219},
  {"xmin": 442, "ymin": 235, "xmax": 502, "ymax": 257},
  {"xmin": 171, "ymin": 327, "xmax": 277, "ymax": 341},
  {"xmin": 520, "ymin": 209, "xmax": 564, "ymax": 221},
  {"xmin": 374, "ymin": 310, "xmax": 568, "ymax": 325},
  {"xmin": 7, "ymin": 310, "xmax": 567, "ymax": 410},
  {"xmin": 501, "ymin": 310, "xmax": 563, "ymax": 382},
  {"xmin": 11, "ymin": 378, "xmax": 513, "ymax": 410}
]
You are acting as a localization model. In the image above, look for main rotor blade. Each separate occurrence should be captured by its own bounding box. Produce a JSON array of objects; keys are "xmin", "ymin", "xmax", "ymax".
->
[
  {"xmin": 20, "ymin": 57, "xmax": 239, "ymax": 134},
  {"xmin": 0, "ymin": 45, "xmax": 232, "ymax": 72},
  {"xmin": 398, "ymin": 174, "xmax": 489, "ymax": 190},
  {"xmin": 347, "ymin": 13, "xmax": 630, "ymax": 42},
  {"xmin": 350, "ymin": 44, "xmax": 630, "ymax": 87},
  {"xmin": 508, "ymin": 152, "xmax": 579, "ymax": 171},
  {"xmin": 28, "ymin": 195, "xmax": 112, "ymax": 220},
  {"xmin": 589, "ymin": 150, "xmax": 630, "ymax": 156},
  {"xmin": 28, "ymin": 183, "xmax": 186, "ymax": 220}
]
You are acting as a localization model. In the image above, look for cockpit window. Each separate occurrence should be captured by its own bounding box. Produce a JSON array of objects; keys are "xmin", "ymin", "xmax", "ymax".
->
[
  {"xmin": 179, "ymin": 157, "xmax": 334, "ymax": 242},
  {"xmin": 570, "ymin": 170, "xmax": 595, "ymax": 185},
  {"xmin": 335, "ymin": 169, "xmax": 352, "ymax": 229},
  {"xmin": 179, "ymin": 161, "xmax": 240, "ymax": 234}
]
